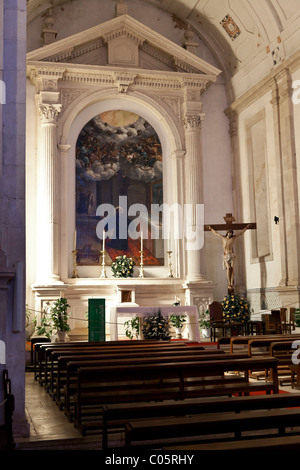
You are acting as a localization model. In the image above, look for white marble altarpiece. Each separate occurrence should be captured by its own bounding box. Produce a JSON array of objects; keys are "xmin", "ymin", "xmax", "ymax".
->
[{"xmin": 26, "ymin": 14, "xmax": 221, "ymax": 340}]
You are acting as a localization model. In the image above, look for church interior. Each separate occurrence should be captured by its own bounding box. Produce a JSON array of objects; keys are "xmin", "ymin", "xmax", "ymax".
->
[{"xmin": 1, "ymin": 0, "xmax": 300, "ymax": 452}]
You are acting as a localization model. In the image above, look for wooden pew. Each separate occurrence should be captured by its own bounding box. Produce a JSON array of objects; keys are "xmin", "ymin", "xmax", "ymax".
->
[
  {"xmin": 33, "ymin": 340, "xmax": 179, "ymax": 380},
  {"xmin": 124, "ymin": 406, "xmax": 300, "ymax": 448},
  {"xmin": 42, "ymin": 343, "xmax": 208, "ymax": 391},
  {"xmin": 52, "ymin": 348, "xmax": 227, "ymax": 405},
  {"xmin": 248, "ymin": 337, "xmax": 300, "ymax": 356},
  {"xmin": 72, "ymin": 356, "xmax": 279, "ymax": 436},
  {"xmin": 0, "ymin": 370, "xmax": 15, "ymax": 450},
  {"xmin": 37, "ymin": 342, "xmax": 205, "ymax": 386},
  {"xmin": 162, "ymin": 434, "xmax": 300, "ymax": 451},
  {"xmin": 102, "ymin": 388, "xmax": 300, "ymax": 449},
  {"xmin": 230, "ymin": 334, "xmax": 300, "ymax": 354},
  {"xmin": 62, "ymin": 352, "xmax": 249, "ymax": 419}
]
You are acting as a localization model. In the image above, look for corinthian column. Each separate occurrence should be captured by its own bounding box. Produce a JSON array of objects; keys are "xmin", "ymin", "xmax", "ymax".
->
[
  {"xmin": 183, "ymin": 111, "xmax": 205, "ymax": 282},
  {"xmin": 36, "ymin": 102, "xmax": 62, "ymax": 283}
]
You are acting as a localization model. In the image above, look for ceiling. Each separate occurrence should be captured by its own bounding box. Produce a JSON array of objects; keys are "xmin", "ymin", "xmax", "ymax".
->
[{"xmin": 26, "ymin": 0, "xmax": 300, "ymax": 94}]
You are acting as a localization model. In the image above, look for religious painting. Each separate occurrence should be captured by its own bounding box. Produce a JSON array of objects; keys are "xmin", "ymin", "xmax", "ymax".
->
[{"xmin": 75, "ymin": 110, "xmax": 164, "ymax": 266}]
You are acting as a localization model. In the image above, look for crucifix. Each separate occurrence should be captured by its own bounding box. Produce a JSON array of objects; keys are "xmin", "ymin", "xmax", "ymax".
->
[{"xmin": 205, "ymin": 213, "xmax": 256, "ymax": 295}]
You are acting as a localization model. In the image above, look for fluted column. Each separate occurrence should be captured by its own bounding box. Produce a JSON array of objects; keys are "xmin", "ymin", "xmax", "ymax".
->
[
  {"xmin": 36, "ymin": 102, "xmax": 62, "ymax": 283},
  {"xmin": 183, "ymin": 111, "xmax": 206, "ymax": 281}
]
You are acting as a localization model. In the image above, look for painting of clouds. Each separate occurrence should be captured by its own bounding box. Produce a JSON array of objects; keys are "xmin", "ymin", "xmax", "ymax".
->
[{"xmin": 75, "ymin": 110, "xmax": 164, "ymax": 266}]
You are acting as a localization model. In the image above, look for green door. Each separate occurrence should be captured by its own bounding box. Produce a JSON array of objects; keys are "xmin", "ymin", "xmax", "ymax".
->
[{"xmin": 88, "ymin": 299, "xmax": 105, "ymax": 342}]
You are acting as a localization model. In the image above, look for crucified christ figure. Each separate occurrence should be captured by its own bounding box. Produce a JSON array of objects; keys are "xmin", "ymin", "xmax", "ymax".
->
[{"xmin": 207, "ymin": 224, "xmax": 252, "ymax": 291}]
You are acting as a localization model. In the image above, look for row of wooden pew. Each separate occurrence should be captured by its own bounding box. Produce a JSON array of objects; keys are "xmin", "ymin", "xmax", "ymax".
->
[{"xmin": 29, "ymin": 337, "xmax": 300, "ymax": 449}]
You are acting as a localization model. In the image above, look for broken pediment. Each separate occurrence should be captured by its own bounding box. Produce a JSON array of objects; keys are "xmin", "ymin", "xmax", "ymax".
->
[{"xmin": 27, "ymin": 14, "xmax": 221, "ymax": 78}]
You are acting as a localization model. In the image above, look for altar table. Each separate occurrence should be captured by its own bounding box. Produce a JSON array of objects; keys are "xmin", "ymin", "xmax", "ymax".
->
[{"xmin": 110, "ymin": 305, "xmax": 200, "ymax": 342}]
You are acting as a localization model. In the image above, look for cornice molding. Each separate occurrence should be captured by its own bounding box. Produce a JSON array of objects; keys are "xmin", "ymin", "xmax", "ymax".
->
[{"xmin": 27, "ymin": 61, "xmax": 216, "ymax": 94}]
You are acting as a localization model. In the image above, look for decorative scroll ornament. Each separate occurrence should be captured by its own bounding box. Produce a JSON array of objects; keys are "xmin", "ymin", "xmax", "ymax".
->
[{"xmin": 38, "ymin": 103, "xmax": 62, "ymax": 124}]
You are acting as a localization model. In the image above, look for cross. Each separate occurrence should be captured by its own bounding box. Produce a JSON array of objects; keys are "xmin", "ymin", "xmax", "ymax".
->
[
  {"xmin": 205, "ymin": 213, "xmax": 256, "ymax": 295},
  {"xmin": 204, "ymin": 213, "xmax": 256, "ymax": 232}
]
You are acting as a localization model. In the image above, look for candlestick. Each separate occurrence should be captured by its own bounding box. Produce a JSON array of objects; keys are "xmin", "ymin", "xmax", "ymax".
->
[
  {"xmin": 139, "ymin": 250, "xmax": 144, "ymax": 278},
  {"xmin": 72, "ymin": 250, "xmax": 79, "ymax": 278},
  {"xmin": 100, "ymin": 250, "xmax": 107, "ymax": 278},
  {"xmin": 73, "ymin": 230, "xmax": 77, "ymax": 252},
  {"xmin": 167, "ymin": 250, "xmax": 173, "ymax": 278}
]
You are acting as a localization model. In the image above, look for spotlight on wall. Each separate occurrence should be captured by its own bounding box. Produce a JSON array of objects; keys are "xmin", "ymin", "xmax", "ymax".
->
[{"xmin": 274, "ymin": 216, "xmax": 279, "ymax": 224}]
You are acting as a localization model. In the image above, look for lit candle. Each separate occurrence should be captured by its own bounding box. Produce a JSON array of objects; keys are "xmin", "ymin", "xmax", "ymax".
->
[
  {"xmin": 103, "ymin": 229, "xmax": 105, "ymax": 252},
  {"xmin": 141, "ymin": 231, "xmax": 143, "ymax": 252},
  {"xmin": 73, "ymin": 230, "xmax": 77, "ymax": 251}
]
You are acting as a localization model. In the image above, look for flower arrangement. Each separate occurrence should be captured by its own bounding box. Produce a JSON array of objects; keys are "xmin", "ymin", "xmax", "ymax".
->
[
  {"xmin": 111, "ymin": 255, "xmax": 136, "ymax": 278},
  {"xmin": 221, "ymin": 294, "xmax": 249, "ymax": 324},
  {"xmin": 142, "ymin": 310, "xmax": 171, "ymax": 340}
]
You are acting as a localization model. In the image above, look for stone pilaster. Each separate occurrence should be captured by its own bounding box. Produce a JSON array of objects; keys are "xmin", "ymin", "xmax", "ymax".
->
[
  {"xmin": 271, "ymin": 69, "xmax": 300, "ymax": 287},
  {"xmin": 183, "ymin": 107, "xmax": 206, "ymax": 282},
  {"xmin": 36, "ymin": 100, "xmax": 62, "ymax": 283}
]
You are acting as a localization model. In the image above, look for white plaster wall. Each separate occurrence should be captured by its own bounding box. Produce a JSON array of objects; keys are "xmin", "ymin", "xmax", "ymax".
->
[
  {"xmin": 201, "ymin": 78, "xmax": 233, "ymax": 301},
  {"xmin": 291, "ymin": 65, "xmax": 300, "ymax": 229},
  {"xmin": 238, "ymin": 92, "xmax": 283, "ymax": 291}
]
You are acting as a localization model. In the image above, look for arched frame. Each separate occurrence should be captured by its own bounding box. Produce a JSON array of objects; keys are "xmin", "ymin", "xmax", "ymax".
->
[{"xmin": 58, "ymin": 89, "xmax": 186, "ymax": 280}]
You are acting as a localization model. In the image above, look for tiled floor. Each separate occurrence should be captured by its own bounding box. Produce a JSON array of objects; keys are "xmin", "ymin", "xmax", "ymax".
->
[{"xmin": 14, "ymin": 372, "xmax": 102, "ymax": 450}]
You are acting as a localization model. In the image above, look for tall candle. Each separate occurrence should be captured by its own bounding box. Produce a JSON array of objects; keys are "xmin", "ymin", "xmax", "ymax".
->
[
  {"xmin": 141, "ymin": 231, "xmax": 143, "ymax": 251},
  {"xmin": 73, "ymin": 230, "xmax": 77, "ymax": 251},
  {"xmin": 103, "ymin": 229, "xmax": 105, "ymax": 252}
]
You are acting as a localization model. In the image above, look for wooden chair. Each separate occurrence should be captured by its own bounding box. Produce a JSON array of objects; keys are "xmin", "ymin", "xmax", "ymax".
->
[
  {"xmin": 209, "ymin": 302, "xmax": 226, "ymax": 341},
  {"xmin": 209, "ymin": 302, "xmax": 244, "ymax": 342},
  {"xmin": 265, "ymin": 310, "xmax": 282, "ymax": 334},
  {"xmin": 280, "ymin": 307, "xmax": 293, "ymax": 334}
]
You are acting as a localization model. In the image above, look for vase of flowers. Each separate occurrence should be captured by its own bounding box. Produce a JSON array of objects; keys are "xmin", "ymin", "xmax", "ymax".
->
[
  {"xmin": 111, "ymin": 255, "xmax": 136, "ymax": 278},
  {"xmin": 221, "ymin": 294, "xmax": 249, "ymax": 324},
  {"xmin": 142, "ymin": 310, "xmax": 171, "ymax": 340}
]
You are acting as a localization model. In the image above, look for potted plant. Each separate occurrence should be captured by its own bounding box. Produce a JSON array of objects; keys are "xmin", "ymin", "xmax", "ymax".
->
[
  {"xmin": 294, "ymin": 308, "xmax": 300, "ymax": 330},
  {"xmin": 199, "ymin": 310, "xmax": 211, "ymax": 338},
  {"xmin": 169, "ymin": 314, "xmax": 186, "ymax": 339},
  {"xmin": 124, "ymin": 317, "xmax": 140, "ymax": 340},
  {"xmin": 50, "ymin": 297, "xmax": 71, "ymax": 342}
]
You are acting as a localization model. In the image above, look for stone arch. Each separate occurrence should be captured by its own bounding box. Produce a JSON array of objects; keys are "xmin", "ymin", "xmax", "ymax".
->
[{"xmin": 58, "ymin": 90, "xmax": 185, "ymax": 279}]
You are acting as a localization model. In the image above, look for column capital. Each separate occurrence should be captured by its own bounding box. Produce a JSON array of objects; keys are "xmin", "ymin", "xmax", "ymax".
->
[
  {"xmin": 38, "ymin": 102, "xmax": 62, "ymax": 124},
  {"xmin": 183, "ymin": 113, "xmax": 205, "ymax": 131},
  {"xmin": 58, "ymin": 144, "xmax": 71, "ymax": 152},
  {"xmin": 170, "ymin": 150, "xmax": 186, "ymax": 160}
]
